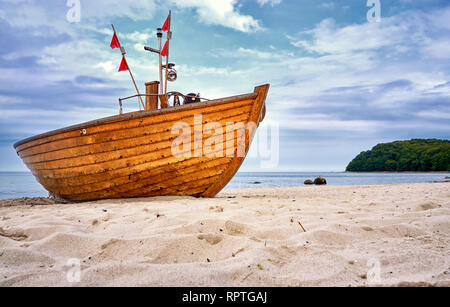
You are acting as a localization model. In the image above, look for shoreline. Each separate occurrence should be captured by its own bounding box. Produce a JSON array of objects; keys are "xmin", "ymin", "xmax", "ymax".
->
[
  {"xmin": 0, "ymin": 182, "xmax": 449, "ymax": 287},
  {"xmin": 1, "ymin": 170, "xmax": 449, "ymax": 173},
  {"xmin": 1, "ymin": 181, "xmax": 449, "ymax": 204},
  {"xmin": 344, "ymin": 171, "xmax": 450, "ymax": 174}
]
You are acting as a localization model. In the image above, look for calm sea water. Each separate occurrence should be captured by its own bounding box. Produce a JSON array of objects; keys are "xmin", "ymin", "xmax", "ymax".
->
[
  {"xmin": 0, "ymin": 171, "xmax": 448, "ymax": 200},
  {"xmin": 226, "ymin": 172, "xmax": 450, "ymax": 189}
]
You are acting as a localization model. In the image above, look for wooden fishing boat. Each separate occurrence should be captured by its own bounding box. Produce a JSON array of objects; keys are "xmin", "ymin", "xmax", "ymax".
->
[
  {"xmin": 14, "ymin": 85, "xmax": 269, "ymax": 201},
  {"xmin": 13, "ymin": 13, "xmax": 270, "ymax": 201}
]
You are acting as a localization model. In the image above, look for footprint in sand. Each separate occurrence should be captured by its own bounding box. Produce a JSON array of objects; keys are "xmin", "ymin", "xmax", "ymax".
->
[
  {"xmin": 362, "ymin": 226, "xmax": 374, "ymax": 232},
  {"xmin": 197, "ymin": 234, "xmax": 223, "ymax": 245},
  {"xmin": 209, "ymin": 206, "xmax": 224, "ymax": 213},
  {"xmin": 101, "ymin": 239, "xmax": 120, "ymax": 250},
  {"xmin": 417, "ymin": 202, "xmax": 441, "ymax": 211},
  {"xmin": 224, "ymin": 220, "xmax": 248, "ymax": 236},
  {"xmin": 0, "ymin": 227, "xmax": 28, "ymax": 241}
]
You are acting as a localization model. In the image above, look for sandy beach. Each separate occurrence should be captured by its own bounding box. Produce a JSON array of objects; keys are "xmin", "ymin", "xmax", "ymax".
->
[{"xmin": 0, "ymin": 182, "xmax": 449, "ymax": 287}]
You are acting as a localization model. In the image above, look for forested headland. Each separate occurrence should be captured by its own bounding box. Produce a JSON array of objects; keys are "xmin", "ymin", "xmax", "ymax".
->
[{"xmin": 346, "ymin": 139, "xmax": 450, "ymax": 172}]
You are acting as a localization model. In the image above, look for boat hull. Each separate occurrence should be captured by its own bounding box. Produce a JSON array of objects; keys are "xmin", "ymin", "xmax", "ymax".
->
[{"xmin": 14, "ymin": 85, "xmax": 269, "ymax": 201}]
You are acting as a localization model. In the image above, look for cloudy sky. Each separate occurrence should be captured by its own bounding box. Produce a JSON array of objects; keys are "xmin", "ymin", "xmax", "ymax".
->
[{"xmin": 0, "ymin": 0, "xmax": 449, "ymax": 172}]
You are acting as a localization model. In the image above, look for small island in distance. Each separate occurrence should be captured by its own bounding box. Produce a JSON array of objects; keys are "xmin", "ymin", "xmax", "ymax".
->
[{"xmin": 346, "ymin": 139, "xmax": 450, "ymax": 172}]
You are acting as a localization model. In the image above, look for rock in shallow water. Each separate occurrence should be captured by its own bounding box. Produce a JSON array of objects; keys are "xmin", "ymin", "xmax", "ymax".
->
[
  {"xmin": 304, "ymin": 180, "xmax": 314, "ymax": 185},
  {"xmin": 314, "ymin": 177, "xmax": 327, "ymax": 185}
]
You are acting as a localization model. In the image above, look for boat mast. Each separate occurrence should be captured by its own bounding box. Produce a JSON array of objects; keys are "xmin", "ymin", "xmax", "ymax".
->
[
  {"xmin": 164, "ymin": 10, "xmax": 172, "ymax": 96},
  {"xmin": 157, "ymin": 28, "xmax": 164, "ymax": 94}
]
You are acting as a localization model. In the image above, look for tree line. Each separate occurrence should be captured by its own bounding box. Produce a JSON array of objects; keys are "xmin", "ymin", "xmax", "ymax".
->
[{"xmin": 346, "ymin": 139, "xmax": 450, "ymax": 172}]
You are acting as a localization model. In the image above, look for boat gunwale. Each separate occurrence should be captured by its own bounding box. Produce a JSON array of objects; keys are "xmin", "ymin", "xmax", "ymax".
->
[{"xmin": 14, "ymin": 92, "xmax": 258, "ymax": 149}]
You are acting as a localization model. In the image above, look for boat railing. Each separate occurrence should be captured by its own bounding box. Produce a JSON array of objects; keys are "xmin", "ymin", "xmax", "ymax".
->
[{"xmin": 118, "ymin": 92, "xmax": 210, "ymax": 114}]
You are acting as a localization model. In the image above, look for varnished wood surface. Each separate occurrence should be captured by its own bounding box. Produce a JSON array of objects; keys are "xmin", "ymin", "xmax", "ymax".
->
[
  {"xmin": 14, "ymin": 85, "xmax": 269, "ymax": 201},
  {"xmin": 145, "ymin": 81, "xmax": 159, "ymax": 110}
]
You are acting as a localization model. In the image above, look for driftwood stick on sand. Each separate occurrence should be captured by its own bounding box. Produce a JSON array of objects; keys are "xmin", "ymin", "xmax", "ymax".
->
[{"xmin": 297, "ymin": 220, "xmax": 307, "ymax": 232}]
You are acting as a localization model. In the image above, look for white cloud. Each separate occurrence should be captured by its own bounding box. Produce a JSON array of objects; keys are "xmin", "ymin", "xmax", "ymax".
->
[
  {"xmin": 416, "ymin": 110, "xmax": 450, "ymax": 120},
  {"xmin": 237, "ymin": 47, "xmax": 278, "ymax": 59},
  {"xmin": 79, "ymin": 0, "xmax": 157, "ymax": 21},
  {"xmin": 257, "ymin": 0, "xmax": 282, "ymax": 6},
  {"xmin": 287, "ymin": 7, "xmax": 450, "ymax": 64},
  {"xmin": 212, "ymin": 47, "xmax": 294, "ymax": 60},
  {"xmin": 95, "ymin": 61, "xmax": 116, "ymax": 74},
  {"xmin": 422, "ymin": 39, "xmax": 450, "ymax": 59},
  {"xmin": 121, "ymin": 30, "xmax": 154, "ymax": 43},
  {"xmin": 1, "ymin": 0, "xmax": 262, "ymax": 33},
  {"xmin": 427, "ymin": 5, "xmax": 450, "ymax": 30},
  {"xmin": 0, "ymin": 0, "xmax": 158, "ymax": 36},
  {"xmin": 319, "ymin": 2, "xmax": 335, "ymax": 9},
  {"xmin": 288, "ymin": 17, "xmax": 414, "ymax": 55},
  {"xmin": 280, "ymin": 118, "xmax": 383, "ymax": 132},
  {"xmin": 180, "ymin": 65, "xmax": 231, "ymax": 76},
  {"xmin": 170, "ymin": 0, "xmax": 262, "ymax": 32}
]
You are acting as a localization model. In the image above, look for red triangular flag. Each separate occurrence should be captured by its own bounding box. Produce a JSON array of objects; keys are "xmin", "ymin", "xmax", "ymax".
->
[
  {"xmin": 162, "ymin": 14, "xmax": 169, "ymax": 31},
  {"xmin": 110, "ymin": 32, "xmax": 120, "ymax": 49},
  {"xmin": 161, "ymin": 41, "xmax": 168, "ymax": 57},
  {"xmin": 118, "ymin": 56, "xmax": 129, "ymax": 72}
]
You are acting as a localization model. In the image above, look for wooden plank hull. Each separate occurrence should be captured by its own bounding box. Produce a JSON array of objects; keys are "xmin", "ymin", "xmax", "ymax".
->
[{"xmin": 14, "ymin": 85, "xmax": 269, "ymax": 201}]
